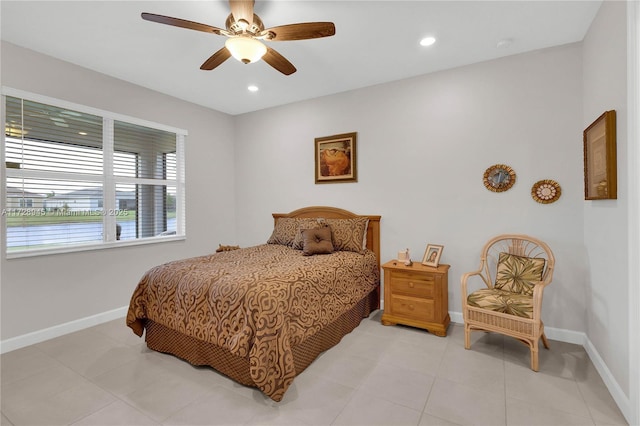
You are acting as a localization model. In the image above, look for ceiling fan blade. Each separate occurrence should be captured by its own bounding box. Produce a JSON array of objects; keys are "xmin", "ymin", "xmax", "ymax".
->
[
  {"xmin": 200, "ymin": 48, "xmax": 232, "ymax": 70},
  {"xmin": 141, "ymin": 13, "xmax": 224, "ymax": 35},
  {"xmin": 263, "ymin": 47, "xmax": 296, "ymax": 75},
  {"xmin": 264, "ymin": 22, "xmax": 335, "ymax": 41},
  {"xmin": 229, "ymin": 0, "xmax": 255, "ymax": 26}
]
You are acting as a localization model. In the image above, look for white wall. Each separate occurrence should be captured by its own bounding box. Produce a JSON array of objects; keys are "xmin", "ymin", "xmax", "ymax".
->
[
  {"xmin": 627, "ymin": 2, "xmax": 640, "ymax": 423},
  {"xmin": 0, "ymin": 41, "xmax": 236, "ymax": 340},
  {"xmin": 582, "ymin": 0, "xmax": 630, "ymax": 403},
  {"xmin": 234, "ymin": 43, "xmax": 587, "ymax": 333}
]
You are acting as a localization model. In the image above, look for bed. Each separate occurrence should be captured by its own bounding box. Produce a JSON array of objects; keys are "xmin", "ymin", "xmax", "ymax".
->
[{"xmin": 126, "ymin": 206, "xmax": 381, "ymax": 402}]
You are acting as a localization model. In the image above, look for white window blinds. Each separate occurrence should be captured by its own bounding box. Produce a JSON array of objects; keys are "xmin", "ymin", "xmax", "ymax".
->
[
  {"xmin": 3, "ymin": 91, "xmax": 186, "ymax": 256},
  {"xmin": 113, "ymin": 121, "xmax": 178, "ymax": 240}
]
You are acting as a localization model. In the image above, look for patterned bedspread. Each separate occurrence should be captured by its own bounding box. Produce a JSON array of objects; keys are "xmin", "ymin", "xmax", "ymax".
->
[{"xmin": 126, "ymin": 244, "xmax": 379, "ymax": 401}]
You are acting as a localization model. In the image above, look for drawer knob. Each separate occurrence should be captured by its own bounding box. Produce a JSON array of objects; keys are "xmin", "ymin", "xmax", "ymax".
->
[
  {"xmin": 408, "ymin": 282, "xmax": 414, "ymax": 288},
  {"xmin": 408, "ymin": 304, "xmax": 415, "ymax": 310}
]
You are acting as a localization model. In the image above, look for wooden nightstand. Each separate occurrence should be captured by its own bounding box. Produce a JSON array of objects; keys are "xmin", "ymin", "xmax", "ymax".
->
[{"xmin": 380, "ymin": 260, "xmax": 450, "ymax": 336}]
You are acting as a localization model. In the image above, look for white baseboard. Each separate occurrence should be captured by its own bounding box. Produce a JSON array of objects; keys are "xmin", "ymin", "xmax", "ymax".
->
[
  {"xmin": 0, "ymin": 306, "xmax": 128, "ymax": 354},
  {"xmin": 543, "ymin": 325, "xmax": 587, "ymax": 346},
  {"xmin": 584, "ymin": 336, "xmax": 632, "ymax": 424}
]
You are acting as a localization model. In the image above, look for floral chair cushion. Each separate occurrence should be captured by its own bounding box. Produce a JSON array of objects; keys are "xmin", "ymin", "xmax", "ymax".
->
[
  {"xmin": 467, "ymin": 288, "xmax": 534, "ymax": 318},
  {"xmin": 494, "ymin": 252, "xmax": 545, "ymax": 296}
]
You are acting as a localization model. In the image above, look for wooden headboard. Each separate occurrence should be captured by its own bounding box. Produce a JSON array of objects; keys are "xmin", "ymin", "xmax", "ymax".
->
[{"xmin": 272, "ymin": 206, "xmax": 381, "ymax": 268}]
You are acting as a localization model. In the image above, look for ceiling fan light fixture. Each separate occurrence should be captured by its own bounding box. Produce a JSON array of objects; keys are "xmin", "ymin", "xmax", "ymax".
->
[
  {"xmin": 225, "ymin": 36, "xmax": 267, "ymax": 64},
  {"xmin": 141, "ymin": 5, "xmax": 334, "ymax": 75}
]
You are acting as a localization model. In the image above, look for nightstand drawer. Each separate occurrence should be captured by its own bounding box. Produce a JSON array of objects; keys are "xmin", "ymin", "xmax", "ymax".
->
[
  {"xmin": 389, "ymin": 295, "xmax": 434, "ymax": 322},
  {"xmin": 389, "ymin": 272, "xmax": 434, "ymax": 298}
]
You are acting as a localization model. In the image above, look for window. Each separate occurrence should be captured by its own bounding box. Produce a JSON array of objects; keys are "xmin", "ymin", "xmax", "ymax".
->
[{"xmin": 2, "ymin": 89, "xmax": 186, "ymax": 257}]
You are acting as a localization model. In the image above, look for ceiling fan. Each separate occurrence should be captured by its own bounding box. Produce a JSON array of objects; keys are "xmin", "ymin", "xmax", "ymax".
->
[{"xmin": 141, "ymin": 0, "xmax": 335, "ymax": 75}]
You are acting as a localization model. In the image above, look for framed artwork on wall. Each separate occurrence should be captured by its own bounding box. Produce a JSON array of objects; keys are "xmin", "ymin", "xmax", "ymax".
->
[
  {"xmin": 583, "ymin": 110, "xmax": 617, "ymax": 200},
  {"xmin": 314, "ymin": 132, "xmax": 357, "ymax": 184}
]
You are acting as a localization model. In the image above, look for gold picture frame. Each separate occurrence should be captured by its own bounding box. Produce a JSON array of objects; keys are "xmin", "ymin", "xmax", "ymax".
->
[
  {"xmin": 315, "ymin": 132, "xmax": 357, "ymax": 184},
  {"xmin": 584, "ymin": 110, "xmax": 617, "ymax": 200},
  {"xmin": 422, "ymin": 244, "xmax": 444, "ymax": 267}
]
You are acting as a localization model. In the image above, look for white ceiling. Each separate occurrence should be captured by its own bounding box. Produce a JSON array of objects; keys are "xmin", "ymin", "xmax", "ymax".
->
[{"xmin": 1, "ymin": 1, "xmax": 602, "ymax": 115}]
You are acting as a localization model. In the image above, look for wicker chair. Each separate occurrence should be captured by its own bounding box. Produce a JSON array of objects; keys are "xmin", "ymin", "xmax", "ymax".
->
[{"xmin": 461, "ymin": 234, "xmax": 555, "ymax": 371}]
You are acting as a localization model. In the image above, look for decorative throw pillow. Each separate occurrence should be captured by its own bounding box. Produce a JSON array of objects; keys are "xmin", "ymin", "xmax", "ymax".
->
[
  {"xmin": 325, "ymin": 217, "xmax": 369, "ymax": 253},
  {"xmin": 494, "ymin": 252, "xmax": 545, "ymax": 296},
  {"xmin": 291, "ymin": 218, "xmax": 326, "ymax": 249},
  {"xmin": 267, "ymin": 218, "xmax": 300, "ymax": 246},
  {"xmin": 301, "ymin": 226, "xmax": 334, "ymax": 256}
]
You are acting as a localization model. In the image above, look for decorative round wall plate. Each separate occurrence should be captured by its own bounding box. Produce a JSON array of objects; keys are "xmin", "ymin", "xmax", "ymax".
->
[
  {"xmin": 531, "ymin": 179, "xmax": 561, "ymax": 204},
  {"xmin": 483, "ymin": 164, "xmax": 516, "ymax": 192}
]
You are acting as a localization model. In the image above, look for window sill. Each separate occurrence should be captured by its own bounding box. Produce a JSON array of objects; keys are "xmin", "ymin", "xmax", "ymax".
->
[{"xmin": 5, "ymin": 235, "xmax": 186, "ymax": 259}]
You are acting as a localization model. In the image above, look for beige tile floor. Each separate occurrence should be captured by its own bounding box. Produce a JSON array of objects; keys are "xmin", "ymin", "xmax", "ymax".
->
[{"xmin": 1, "ymin": 310, "xmax": 628, "ymax": 426}]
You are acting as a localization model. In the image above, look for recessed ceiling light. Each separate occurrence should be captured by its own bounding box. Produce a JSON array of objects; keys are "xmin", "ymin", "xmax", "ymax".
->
[
  {"xmin": 247, "ymin": 85, "xmax": 259, "ymax": 92},
  {"xmin": 496, "ymin": 38, "xmax": 513, "ymax": 49},
  {"xmin": 420, "ymin": 36, "xmax": 436, "ymax": 47}
]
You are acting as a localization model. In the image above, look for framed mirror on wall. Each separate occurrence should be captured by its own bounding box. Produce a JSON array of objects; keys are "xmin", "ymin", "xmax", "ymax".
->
[{"xmin": 483, "ymin": 164, "xmax": 516, "ymax": 193}]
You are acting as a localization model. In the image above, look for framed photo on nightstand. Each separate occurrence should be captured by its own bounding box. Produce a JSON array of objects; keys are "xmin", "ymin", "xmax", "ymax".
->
[{"xmin": 422, "ymin": 244, "xmax": 444, "ymax": 267}]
